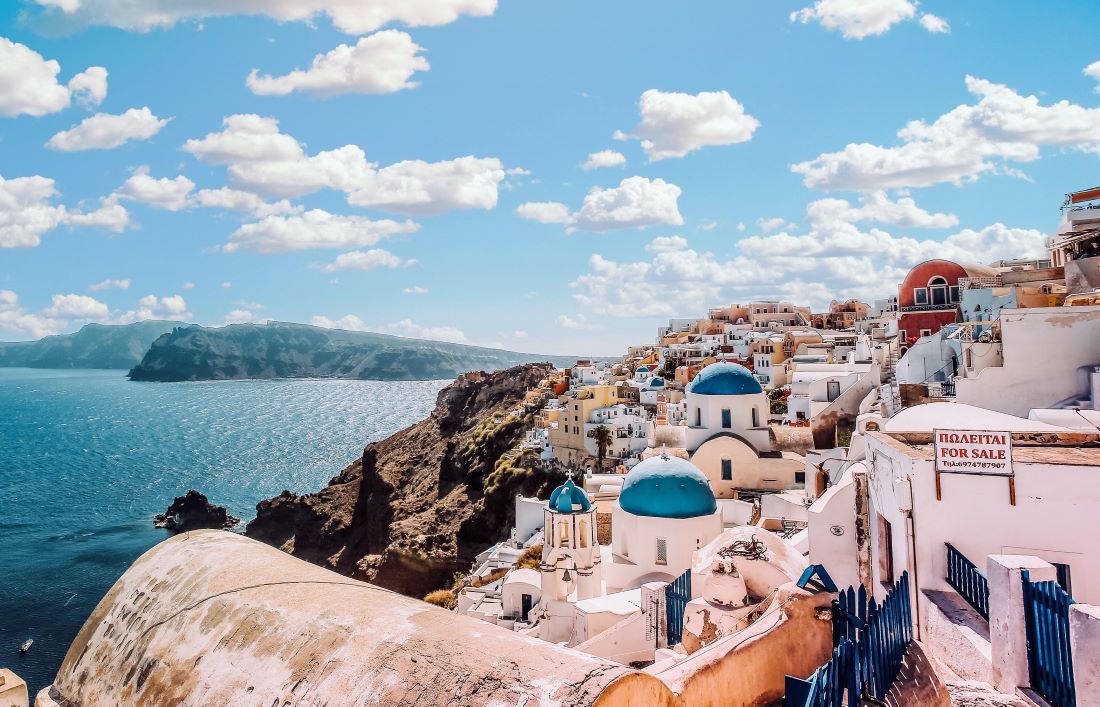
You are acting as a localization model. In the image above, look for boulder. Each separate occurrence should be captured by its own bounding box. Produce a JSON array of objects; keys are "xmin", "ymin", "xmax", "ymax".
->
[{"xmin": 154, "ymin": 490, "xmax": 239, "ymax": 532}]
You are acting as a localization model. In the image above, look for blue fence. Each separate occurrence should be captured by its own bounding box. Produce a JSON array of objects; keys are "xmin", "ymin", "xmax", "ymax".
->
[
  {"xmin": 946, "ymin": 543, "xmax": 990, "ymax": 620},
  {"xmin": 785, "ymin": 572, "xmax": 913, "ymax": 707},
  {"xmin": 665, "ymin": 569, "xmax": 691, "ymax": 646},
  {"xmin": 1022, "ymin": 569, "xmax": 1076, "ymax": 707}
]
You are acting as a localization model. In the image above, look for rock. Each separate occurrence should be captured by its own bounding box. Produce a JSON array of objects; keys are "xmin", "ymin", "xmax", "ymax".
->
[
  {"xmin": 246, "ymin": 363, "xmax": 563, "ymax": 598},
  {"xmin": 155, "ymin": 490, "xmax": 240, "ymax": 532}
]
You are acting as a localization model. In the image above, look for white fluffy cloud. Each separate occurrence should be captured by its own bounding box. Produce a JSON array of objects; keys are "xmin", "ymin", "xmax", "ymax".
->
[
  {"xmin": 223, "ymin": 308, "xmax": 265, "ymax": 325},
  {"xmin": 403, "ymin": 286, "xmax": 428, "ymax": 294},
  {"xmin": 1085, "ymin": 61, "xmax": 1100, "ymax": 92},
  {"xmin": 919, "ymin": 13, "xmax": 950, "ymax": 34},
  {"xmin": 307, "ymin": 314, "xmax": 468, "ymax": 343},
  {"xmin": 310, "ymin": 314, "xmax": 366, "ymax": 331},
  {"xmin": 378, "ymin": 318, "xmax": 467, "ymax": 343},
  {"xmin": 67, "ymin": 65, "xmax": 108, "ymax": 107},
  {"xmin": 247, "ymin": 30, "xmax": 429, "ymax": 97},
  {"xmin": 0, "ymin": 174, "xmax": 128, "ymax": 248},
  {"xmin": 516, "ymin": 176, "xmax": 683, "ymax": 232},
  {"xmin": 118, "ymin": 294, "xmax": 191, "ymax": 323},
  {"xmin": 515, "ymin": 201, "xmax": 571, "ymax": 225},
  {"xmin": 582, "ymin": 150, "xmax": 626, "ymax": 170},
  {"xmin": 193, "ymin": 187, "xmax": 301, "ymax": 217},
  {"xmin": 42, "ymin": 293, "xmax": 109, "ymax": 319},
  {"xmin": 789, "ymin": 0, "xmax": 928, "ymax": 39},
  {"xmin": 89, "ymin": 278, "xmax": 130, "ymax": 291},
  {"xmin": 30, "ymin": 0, "xmax": 497, "ymax": 34},
  {"xmin": 556, "ymin": 313, "xmax": 598, "ymax": 330},
  {"xmin": 320, "ymin": 248, "xmax": 416, "ymax": 271},
  {"xmin": 183, "ymin": 114, "xmax": 506, "ymax": 213},
  {"xmin": 0, "ymin": 37, "xmax": 107, "ymax": 117},
  {"xmin": 0, "ymin": 290, "xmax": 65, "ymax": 338},
  {"xmin": 114, "ymin": 167, "xmax": 194, "ymax": 211},
  {"xmin": 346, "ymin": 156, "xmax": 505, "ymax": 215},
  {"xmin": 46, "ymin": 107, "xmax": 169, "ymax": 151},
  {"xmin": 225, "ymin": 209, "xmax": 418, "ymax": 253},
  {"xmin": 793, "ymin": 75, "xmax": 1100, "ymax": 190},
  {"xmin": 564, "ymin": 193, "xmax": 1045, "ymax": 319},
  {"xmin": 614, "ymin": 89, "xmax": 759, "ymax": 160},
  {"xmin": 0, "ymin": 289, "xmax": 189, "ymax": 339}
]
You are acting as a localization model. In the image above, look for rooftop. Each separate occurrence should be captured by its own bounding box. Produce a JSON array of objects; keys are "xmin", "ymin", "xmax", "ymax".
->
[{"xmin": 868, "ymin": 431, "xmax": 1100, "ymax": 467}]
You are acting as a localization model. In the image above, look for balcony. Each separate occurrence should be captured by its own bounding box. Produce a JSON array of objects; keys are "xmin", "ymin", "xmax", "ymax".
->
[{"xmin": 899, "ymin": 303, "xmax": 958, "ymax": 313}]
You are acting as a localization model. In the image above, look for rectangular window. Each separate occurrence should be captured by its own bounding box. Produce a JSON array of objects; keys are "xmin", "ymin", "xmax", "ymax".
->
[
  {"xmin": 877, "ymin": 515, "xmax": 894, "ymax": 585},
  {"xmin": 899, "ymin": 329, "xmax": 908, "ymax": 342},
  {"xmin": 920, "ymin": 328, "xmax": 932, "ymax": 337},
  {"xmin": 655, "ymin": 537, "xmax": 668, "ymax": 565},
  {"xmin": 721, "ymin": 459, "xmax": 732, "ymax": 481},
  {"xmin": 913, "ymin": 288, "xmax": 928, "ymax": 305},
  {"xmin": 751, "ymin": 408, "xmax": 759, "ymax": 427},
  {"xmin": 721, "ymin": 409, "xmax": 731, "ymax": 428},
  {"xmin": 795, "ymin": 471, "xmax": 806, "ymax": 485},
  {"xmin": 950, "ymin": 286, "xmax": 960, "ymax": 302},
  {"xmin": 694, "ymin": 407, "xmax": 701, "ymax": 427}
]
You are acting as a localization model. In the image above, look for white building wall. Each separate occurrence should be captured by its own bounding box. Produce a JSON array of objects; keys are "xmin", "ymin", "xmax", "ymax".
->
[
  {"xmin": 607, "ymin": 507, "xmax": 723, "ymax": 591},
  {"xmin": 866, "ymin": 434, "xmax": 1100, "ymax": 608},
  {"xmin": 954, "ymin": 307, "xmax": 1100, "ymax": 416}
]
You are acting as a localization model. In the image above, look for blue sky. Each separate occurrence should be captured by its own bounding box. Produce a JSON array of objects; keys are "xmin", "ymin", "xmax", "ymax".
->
[{"xmin": 2, "ymin": 0, "xmax": 1100, "ymax": 356}]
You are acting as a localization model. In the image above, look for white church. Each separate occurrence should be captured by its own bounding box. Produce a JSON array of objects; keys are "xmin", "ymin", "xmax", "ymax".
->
[{"xmin": 676, "ymin": 361, "xmax": 804, "ymax": 497}]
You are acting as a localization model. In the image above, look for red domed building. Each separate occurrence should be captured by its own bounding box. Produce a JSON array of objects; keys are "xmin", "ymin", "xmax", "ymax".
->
[{"xmin": 896, "ymin": 259, "xmax": 997, "ymax": 351}]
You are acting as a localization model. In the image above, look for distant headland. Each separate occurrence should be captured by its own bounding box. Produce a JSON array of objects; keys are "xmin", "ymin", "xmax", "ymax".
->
[{"xmin": 127, "ymin": 321, "xmax": 597, "ymax": 382}]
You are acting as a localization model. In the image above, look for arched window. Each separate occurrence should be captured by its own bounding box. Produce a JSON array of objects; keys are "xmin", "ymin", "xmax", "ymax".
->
[{"xmin": 927, "ymin": 276, "xmax": 949, "ymax": 306}]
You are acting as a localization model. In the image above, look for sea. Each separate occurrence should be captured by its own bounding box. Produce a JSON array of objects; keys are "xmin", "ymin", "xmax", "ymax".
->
[{"xmin": 0, "ymin": 367, "xmax": 448, "ymax": 696}]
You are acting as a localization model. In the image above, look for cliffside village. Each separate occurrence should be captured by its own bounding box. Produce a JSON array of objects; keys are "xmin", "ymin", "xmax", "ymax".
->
[
  {"xmin": 443, "ymin": 187, "xmax": 1100, "ymax": 705},
  {"xmin": 8, "ymin": 188, "xmax": 1100, "ymax": 707}
]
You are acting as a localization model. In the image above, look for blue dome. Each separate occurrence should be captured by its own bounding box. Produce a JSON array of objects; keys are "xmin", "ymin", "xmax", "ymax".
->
[
  {"xmin": 687, "ymin": 362, "xmax": 763, "ymax": 396},
  {"xmin": 648, "ymin": 377, "xmax": 665, "ymax": 388},
  {"xmin": 636, "ymin": 365, "xmax": 651, "ymax": 373},
  {"xmin": 619, "ymin": 454, "xmax": 716, "ymax": 519},
  {"xmin": 549, "ymin": 479, "xmax": 591, "ymax": 513}
]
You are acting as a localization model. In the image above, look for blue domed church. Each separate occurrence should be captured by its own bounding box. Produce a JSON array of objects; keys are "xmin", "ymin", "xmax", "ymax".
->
[
  {"xmin": 682, "ymin": 362, "xmax": 804, "ymax": 499},
  {"xmin": 606, "ymin": 452, "xmax": 723, "ymax": 591}
]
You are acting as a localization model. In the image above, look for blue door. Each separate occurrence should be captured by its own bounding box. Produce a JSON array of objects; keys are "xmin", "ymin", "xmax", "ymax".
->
[{"xmin": 665, "ymin": 570, "xmax": 691, "ymax": 646}]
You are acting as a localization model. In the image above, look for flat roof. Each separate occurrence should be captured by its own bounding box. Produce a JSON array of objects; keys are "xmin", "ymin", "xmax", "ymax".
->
[
  {"xmin": 574, "ymin": 588, "xmax": 642, "ymax": 615},
  {"xmin": 868, "ymin": 431, "xmax": 1100, "ymax": 467}
]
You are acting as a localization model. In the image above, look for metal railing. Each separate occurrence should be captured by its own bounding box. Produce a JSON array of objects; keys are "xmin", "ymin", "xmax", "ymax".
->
[
  {"xmin": 785, "ymin": 572, "xmax": 913, "ymax": 706},
  {"xmin": 945, "ymin": 543, "xmax": 989, "ymax": 619},
  {"xmin": 1023, "ymin": 569, "xmax": 1077, "ymax": 707}
]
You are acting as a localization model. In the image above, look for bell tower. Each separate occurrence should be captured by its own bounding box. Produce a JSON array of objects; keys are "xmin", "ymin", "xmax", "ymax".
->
[{"xmin": 540, "ymin": 479, "xmax": 602, "ymax": 603}]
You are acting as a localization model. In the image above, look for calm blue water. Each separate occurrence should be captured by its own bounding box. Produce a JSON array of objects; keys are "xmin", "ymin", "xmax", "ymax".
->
[{"xmin": 0, "ymin": 368, "xmax": 447, "ymax": 696}]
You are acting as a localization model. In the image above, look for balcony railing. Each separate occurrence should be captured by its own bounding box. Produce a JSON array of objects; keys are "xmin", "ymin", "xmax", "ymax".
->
[
  {"xmin": 899, "ymin": 303, "xmax": 958, "ymax": 313},
  {"xmin": 946, "ymin": 543, "xmax": 989, "ymax": 620}
]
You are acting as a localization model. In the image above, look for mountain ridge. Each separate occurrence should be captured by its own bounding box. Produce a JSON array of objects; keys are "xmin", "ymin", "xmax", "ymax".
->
[
  {"xmin": 128, "ymin": 321, "xmax": 595, "ymax": 382},
  {"xmin": 0, "ymin": 320, "xmax": 185, "ymax": 370}
]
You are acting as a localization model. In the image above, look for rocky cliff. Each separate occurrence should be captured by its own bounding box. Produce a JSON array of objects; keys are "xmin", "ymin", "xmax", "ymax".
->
[
  {"xmin": 245, "ymin": 363, "xmax": 563, "ymax": 596},
  {"xmin": 0, "ymin": 320, "xmax": 183, "ymax": 369},
  {"xmin": 129, "ymin": 321, "xmax": 588, "ymax": 382}
]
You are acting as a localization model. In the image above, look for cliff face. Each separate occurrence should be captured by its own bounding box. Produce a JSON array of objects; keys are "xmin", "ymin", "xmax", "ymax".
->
[
  {"xmin": 129, "ymin": 322, "xmax": 587, "ymax": 382},
  {"xmin": 246, "ymin": 363, "xmax": 562, "ymax": 596},
  {"xmin": 0, "ymin": 321, "xmax": 183, "ymax": 369}
]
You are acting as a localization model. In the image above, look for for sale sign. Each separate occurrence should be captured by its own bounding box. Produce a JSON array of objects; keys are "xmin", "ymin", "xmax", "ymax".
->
[{"xmin": 934, "ymin": 430, "xmax": 1013, "ymax": 475}]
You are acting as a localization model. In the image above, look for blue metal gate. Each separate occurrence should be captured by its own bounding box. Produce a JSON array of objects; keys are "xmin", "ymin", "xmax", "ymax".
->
[
  {"xmin": 665, "ymin": 569, "xmax": 691, "ymax": 646},
  {"xmin": 1022, "ymin": 569, "xmax": 1076, "ymax": 707},
  {"xmin": 786, "ymin": 572, "xmax": 913, "ymax": 706}
]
